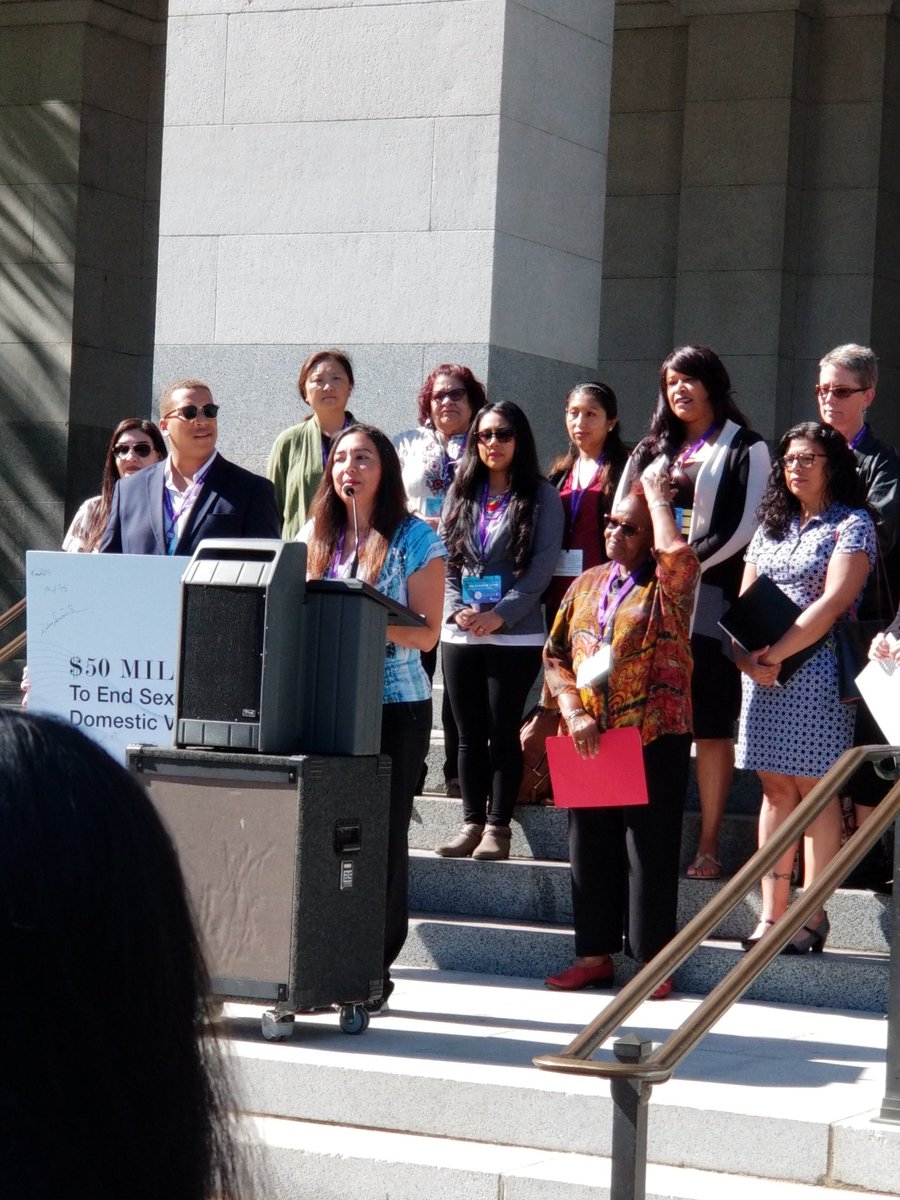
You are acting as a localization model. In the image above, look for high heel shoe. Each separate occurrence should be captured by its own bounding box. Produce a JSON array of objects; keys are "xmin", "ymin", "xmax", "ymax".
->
[
  {"xmin": 781, "ymin": 912, "xmax": 829, "ymax": 955},
  {"xmin": 741, "ymin": 918, "xmax": 774, "ymax": 951}
]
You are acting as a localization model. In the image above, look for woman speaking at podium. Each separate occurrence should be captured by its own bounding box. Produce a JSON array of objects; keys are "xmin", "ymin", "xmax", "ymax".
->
[{"xmin": 300, "ymin": 424, "xmax": 447, "ymax": 1013}]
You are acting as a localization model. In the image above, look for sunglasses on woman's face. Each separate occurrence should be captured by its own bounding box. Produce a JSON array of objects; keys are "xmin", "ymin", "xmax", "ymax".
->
[
  {"xmin": 476, "ymin": 427, "xmax": 515, "ymax": 444},
  {"xmin": 604, "ymin": 515, "xmax": 644, "ymax": 537},
  {"xmin": 113, "ymin": 442, "xmax": 153, "ymax": 458}
]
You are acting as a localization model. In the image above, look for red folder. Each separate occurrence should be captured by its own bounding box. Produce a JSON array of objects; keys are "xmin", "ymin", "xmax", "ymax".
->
[{"xmin": 545, "ymin": 729, "xmax": 648, "ymax": 807}]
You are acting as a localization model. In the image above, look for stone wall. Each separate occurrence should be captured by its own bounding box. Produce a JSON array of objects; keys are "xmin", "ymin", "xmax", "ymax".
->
[
  {"xmin": 153, "ymin": 0, "xmax": 616, "ymax": 472},
  {"xmin": 600, "ymin": 0, "xmax": 900, "ymax": 449},
  {"xmin": 0, "ymin": 0, "xmax": 165, "ymax": 602}
]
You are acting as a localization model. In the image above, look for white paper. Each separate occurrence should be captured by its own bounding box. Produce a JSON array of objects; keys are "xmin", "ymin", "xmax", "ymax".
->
[
  {"xmin": 576, "ymin": 644, "xmax": 611, "ymax": 689},
  {"xmin": 856, "ymin": 658, "xmax": 900, "ymax": 745},
  {"xmin": 27, "ymin": 551, "xmax": 184, "ymax": 762},
  {"xmin": 554, "ymin": 548, "xmax": 584, "ymax": 577}
]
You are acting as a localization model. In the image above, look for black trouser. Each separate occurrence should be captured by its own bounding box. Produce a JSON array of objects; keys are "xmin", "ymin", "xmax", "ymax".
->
[
  {"xmin": 442, "ymin": 641, "xmax": 542, "ymax": 827},
  {"xmin": 380, "ymin": 699, "xmax": 432, "ymax": 984},
  {"xmin": 568, "ymin": 732, "xmax": 691, "ymax": 963},
  {"xmin": 420, "ymin": 644, "xmax": 459, "ymax": 782}
]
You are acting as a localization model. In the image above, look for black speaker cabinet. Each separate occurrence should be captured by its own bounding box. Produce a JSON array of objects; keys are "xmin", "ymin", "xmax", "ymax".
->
[
  {"xmin": 128, "ymin": 746, "xmax": 390, "ymax": 1032},
  {"xmin": 175, "ymin": 539, "xmax": 306, "ymax": 754}
]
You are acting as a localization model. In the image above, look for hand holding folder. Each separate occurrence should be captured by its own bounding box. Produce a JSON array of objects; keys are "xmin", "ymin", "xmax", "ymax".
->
[
  {"xmin": 718, "ymin": 574, "xmax": 821, "ymax": 685},
  {"xmin": 545, "ymin": 729, "xmax": 649, "ymax": 807}
]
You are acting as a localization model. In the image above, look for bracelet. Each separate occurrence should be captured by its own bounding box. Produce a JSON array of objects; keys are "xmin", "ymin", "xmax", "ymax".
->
[
  {"xmin": 650, "ymin": 499, "xmax": 671, "ymax": 510},
  {"xmin": 562, "ymin": 708, "xmax": 587, "ymax": 726}
]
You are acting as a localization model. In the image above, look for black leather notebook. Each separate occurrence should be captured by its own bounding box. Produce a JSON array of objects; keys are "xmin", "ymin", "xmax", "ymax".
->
[{"xmin": 718, "ymin": 574, "xmax": 820, "ymax": 685}]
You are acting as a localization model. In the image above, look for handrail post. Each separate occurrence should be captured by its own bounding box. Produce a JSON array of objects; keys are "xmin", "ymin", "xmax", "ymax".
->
[
  {"xmin": 610, "ymin": 1034, "xmax": 652, "ymax": 1200},
  {"xmin": 880, "ymin": 807, "xmax": 900, "ymax": 1123}
]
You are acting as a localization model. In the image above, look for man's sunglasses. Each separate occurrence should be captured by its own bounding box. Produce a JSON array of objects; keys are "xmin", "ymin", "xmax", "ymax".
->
[
  {"xmin": 164, "ymin": 403, "xmax": 220, "ymax": 422},
  {"xmin": 113, "ymin": 442, "xmax": 154, "ymax": 459}
]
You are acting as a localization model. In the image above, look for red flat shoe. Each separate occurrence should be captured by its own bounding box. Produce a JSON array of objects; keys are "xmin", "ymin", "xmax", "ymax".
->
[
  {"xmin": 545, "ymin": 961, "xmax": 615, "ymax": 991},
  {"xmin": 649, "ymin": 977, "xmax": 673, "ymax": 1000}
]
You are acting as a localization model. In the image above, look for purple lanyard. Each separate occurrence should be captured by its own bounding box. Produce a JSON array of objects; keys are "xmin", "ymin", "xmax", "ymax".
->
[
  {"xmin": 849, "ymin": 426, "xmax": 866, "ymax": 450},
  {"xmin": 596, "ymin": 563, "xmax": 645, "ymax": 639},
  {"xmin": 479, "ymin": 485, "xmax": 510, "ymax": 559},
  {"xmin": 674, "ymin": 422, "xmax": 719, "ymax": 468},
  {"xmin": 567, "ymin": 455, "xmax": 604, "ymax": 525},
  {"xmin": 164, "ymin": 460, "xmax": 214, "ymax": 554},
  {"xmin": 328, "ymin": 529, "xmax": 367, "ymax": 579}
]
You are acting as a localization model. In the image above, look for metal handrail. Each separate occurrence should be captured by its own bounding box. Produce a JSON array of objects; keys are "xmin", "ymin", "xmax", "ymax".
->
[
  {"xmin": 534, "ymin": 745, "xmax": 900, "ymax": 1083},
  {"xmin": 0, "ymin": 596, "xmax": 25, "ymax": 633},
  {"xmin": 0, "ymin": 630, "xmax": 26, "ymax": 666},
  {"xmin": 0, "ymin": 598, "xmax": 26, "ymax": 669}
]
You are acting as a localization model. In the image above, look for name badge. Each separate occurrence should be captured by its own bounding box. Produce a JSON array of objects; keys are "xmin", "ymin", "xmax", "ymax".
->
[
  {"xmin": 674, "ymin": 506, "xmax": 693, "ymax": 537},
  {"xmin": 425, "ymin": 496, "xmax": 443, "ymax": 518},
  {"xmin": 576, "ymin": 644, "xmax": 612, "ymax": 689},
  {"xmin": 554, "ymin": 548, "xmax": 584, "ymax": 577},
  {"xmin": 462, "ymin": 574, "xmax": 502, "ymax": 605}
]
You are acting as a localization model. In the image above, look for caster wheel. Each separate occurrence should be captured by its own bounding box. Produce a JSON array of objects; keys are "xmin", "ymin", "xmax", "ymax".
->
[
  {"xmin": 261, "ymin": 1010, "xmax": 295, "ymax": 1041},
  {"xmin": 338, "ymin": 1005, "xmax": 369, "ymax": 1035}
]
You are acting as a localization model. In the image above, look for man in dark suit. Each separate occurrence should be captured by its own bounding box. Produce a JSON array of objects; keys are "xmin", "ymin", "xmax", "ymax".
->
[{"xmin": 100, "ymin": 379, "xmax": 281, "ymax": 555}]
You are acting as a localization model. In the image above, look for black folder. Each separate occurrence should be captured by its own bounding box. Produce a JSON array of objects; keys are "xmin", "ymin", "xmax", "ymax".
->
[{"xmin": 718, "ymin": 574, "xmax": 821, "ymax": 685}]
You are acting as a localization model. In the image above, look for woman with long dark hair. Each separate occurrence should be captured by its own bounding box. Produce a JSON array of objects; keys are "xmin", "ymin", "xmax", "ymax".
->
[
  {"xmin": 301, "ymin": 424, "xmax": 447, "ymax": 1011},
  {"xmin": 618, "ymin": 346, "xmax": 770, "ymax": 879},
  {"xmin": 544, "ymin": 381, "xmax": 629, "ymax": 628},
  {"xmin": 735, "ymin": 422, "xmax": 875, "ymax": 952},
  {"xmin": 0, "ymin": 712, "xmax": 246, "ymax": 1199},
  {"xmin": 434, "ymin": 401, "xmax": 564, "ymax": 860},
  {"xmin": 64, "ymin": 418, "xmax": 166, "ymax": 552}
]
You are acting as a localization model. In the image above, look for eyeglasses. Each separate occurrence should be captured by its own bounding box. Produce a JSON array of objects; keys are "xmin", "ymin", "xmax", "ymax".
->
[
  {"xmin": 476, "ymin": 427, "xmax": 515, "ymax": 444},
  {"xmin": 815, "ymin": 385, "xmax": 866, "ymax": 401},
  {"xmin": 433, "ymin": 387, "xmax": 467, "ymax": 403},
  {"xmin": 781, "ymin": 452, "xmax": 827, "ymax": 469},
  {"xmin": 163, "ymin": 403, "xmax": 220, "ymax": 421},
  {"xmin": 604, "ymin": 516, "xmax": 644, "ymax": 537},
  {"xmin": 113, "ymin": 442, "xmax": 153, "ymax": 459}
]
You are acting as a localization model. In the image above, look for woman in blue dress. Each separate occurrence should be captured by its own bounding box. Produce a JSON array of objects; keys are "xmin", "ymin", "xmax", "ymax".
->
[{"xmin": 734, "ymin": 423, "xmax": 875, "ymax": 953}]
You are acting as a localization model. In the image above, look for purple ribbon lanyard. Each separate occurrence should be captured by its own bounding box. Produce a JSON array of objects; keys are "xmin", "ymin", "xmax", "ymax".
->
[
  {"xmin": 675, "ymin": 422, "xmax": 718, "ymax": 467},
  {"xmin": 478, "ymin": 484, "xmax": 510, "ymax": 559},
  {"xmin": 596, "ymin": 563, "xmax": 645, "ymax": 639},
  {"xmin": 164, "ymin": 461, "xmax": 213, "ymax": 554},
  {"xmin": 568, "ymin": 454, "xmax": 604, "ymax": 525}
]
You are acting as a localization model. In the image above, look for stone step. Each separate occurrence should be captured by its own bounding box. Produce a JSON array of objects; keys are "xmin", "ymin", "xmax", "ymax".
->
[
  {"xmin": 398, "ymin": 915, "xmax": 889, "ymax": 1012},
  {"xmin": 225, "ymin": 969, "xmax": 900, "ymax": 1194},
  {"xmin": 407, "ymin": 851, "xmax": 893, "ymax": 953},
  {"xmin": 247, "ymin": 1114, "xmax": 899, "ymax": 1200},
  {"xmin": 411, "ymin": 794, "xmax": 759, "ymax": 870}
]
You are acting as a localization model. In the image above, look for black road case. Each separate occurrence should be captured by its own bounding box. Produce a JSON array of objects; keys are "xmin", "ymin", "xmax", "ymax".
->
[{"xmin": 127, "ymin": 745, "xmax": 390, "ymax": 1037}]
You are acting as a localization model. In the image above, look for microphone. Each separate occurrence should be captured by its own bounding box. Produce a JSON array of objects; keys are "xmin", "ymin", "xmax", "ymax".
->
[{"xmin": 343, "ymin": 484, "xmax": 360, "ymax": 578}]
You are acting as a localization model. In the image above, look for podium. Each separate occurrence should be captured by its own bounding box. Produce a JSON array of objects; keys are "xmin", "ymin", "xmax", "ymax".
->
[{"xmin": 174, "ymin": 541, "xmax": 424, "ymax": 756}]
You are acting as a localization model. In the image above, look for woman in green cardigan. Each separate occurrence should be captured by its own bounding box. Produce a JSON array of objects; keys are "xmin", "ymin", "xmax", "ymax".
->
[{"xmin": 267, "ymin": 348, "xmax": 357, "ymax": 537}]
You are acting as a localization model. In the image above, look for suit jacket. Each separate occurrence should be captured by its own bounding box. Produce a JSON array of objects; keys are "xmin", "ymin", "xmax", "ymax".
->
[{"xmin": 99, "ymin": 453, "xmax": 281, "ymax": 555}]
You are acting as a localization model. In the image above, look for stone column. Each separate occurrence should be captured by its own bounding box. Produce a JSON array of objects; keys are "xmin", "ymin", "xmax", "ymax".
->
[
  {"xmin": 0, "ymin": 0, "xmax": 165, "ymax": 602},
  {"xmin": 153, "ymin": 0, "xmax": 615, "ymax": 467}
]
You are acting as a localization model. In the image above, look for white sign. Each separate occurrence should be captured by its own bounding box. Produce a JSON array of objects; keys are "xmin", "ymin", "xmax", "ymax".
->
[
  {"xmin": 26, "ymin": 552, "xmax": 185, "ymax": 762},
  {"xmin": 856, "ymin": 658, "xmax": 900, "ymax": 747}
]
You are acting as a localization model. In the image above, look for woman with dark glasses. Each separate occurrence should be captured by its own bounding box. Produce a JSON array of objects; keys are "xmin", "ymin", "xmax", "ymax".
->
[
  {"xmin": 542, "ymin": 469, "xmax": 700, "ymax": 996},
  {"xmin": 63, "ymin": 418, "xmax": 166, "ymax": 552},
  {"xmin": 434, "ymin": 401, "xmax": 564, "ymax": 860}
]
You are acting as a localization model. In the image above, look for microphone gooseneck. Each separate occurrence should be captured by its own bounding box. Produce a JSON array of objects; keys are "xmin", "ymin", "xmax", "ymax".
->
[{"xmin": 343, "ymin": 484, "xmax": 360, "ymax": 579}]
